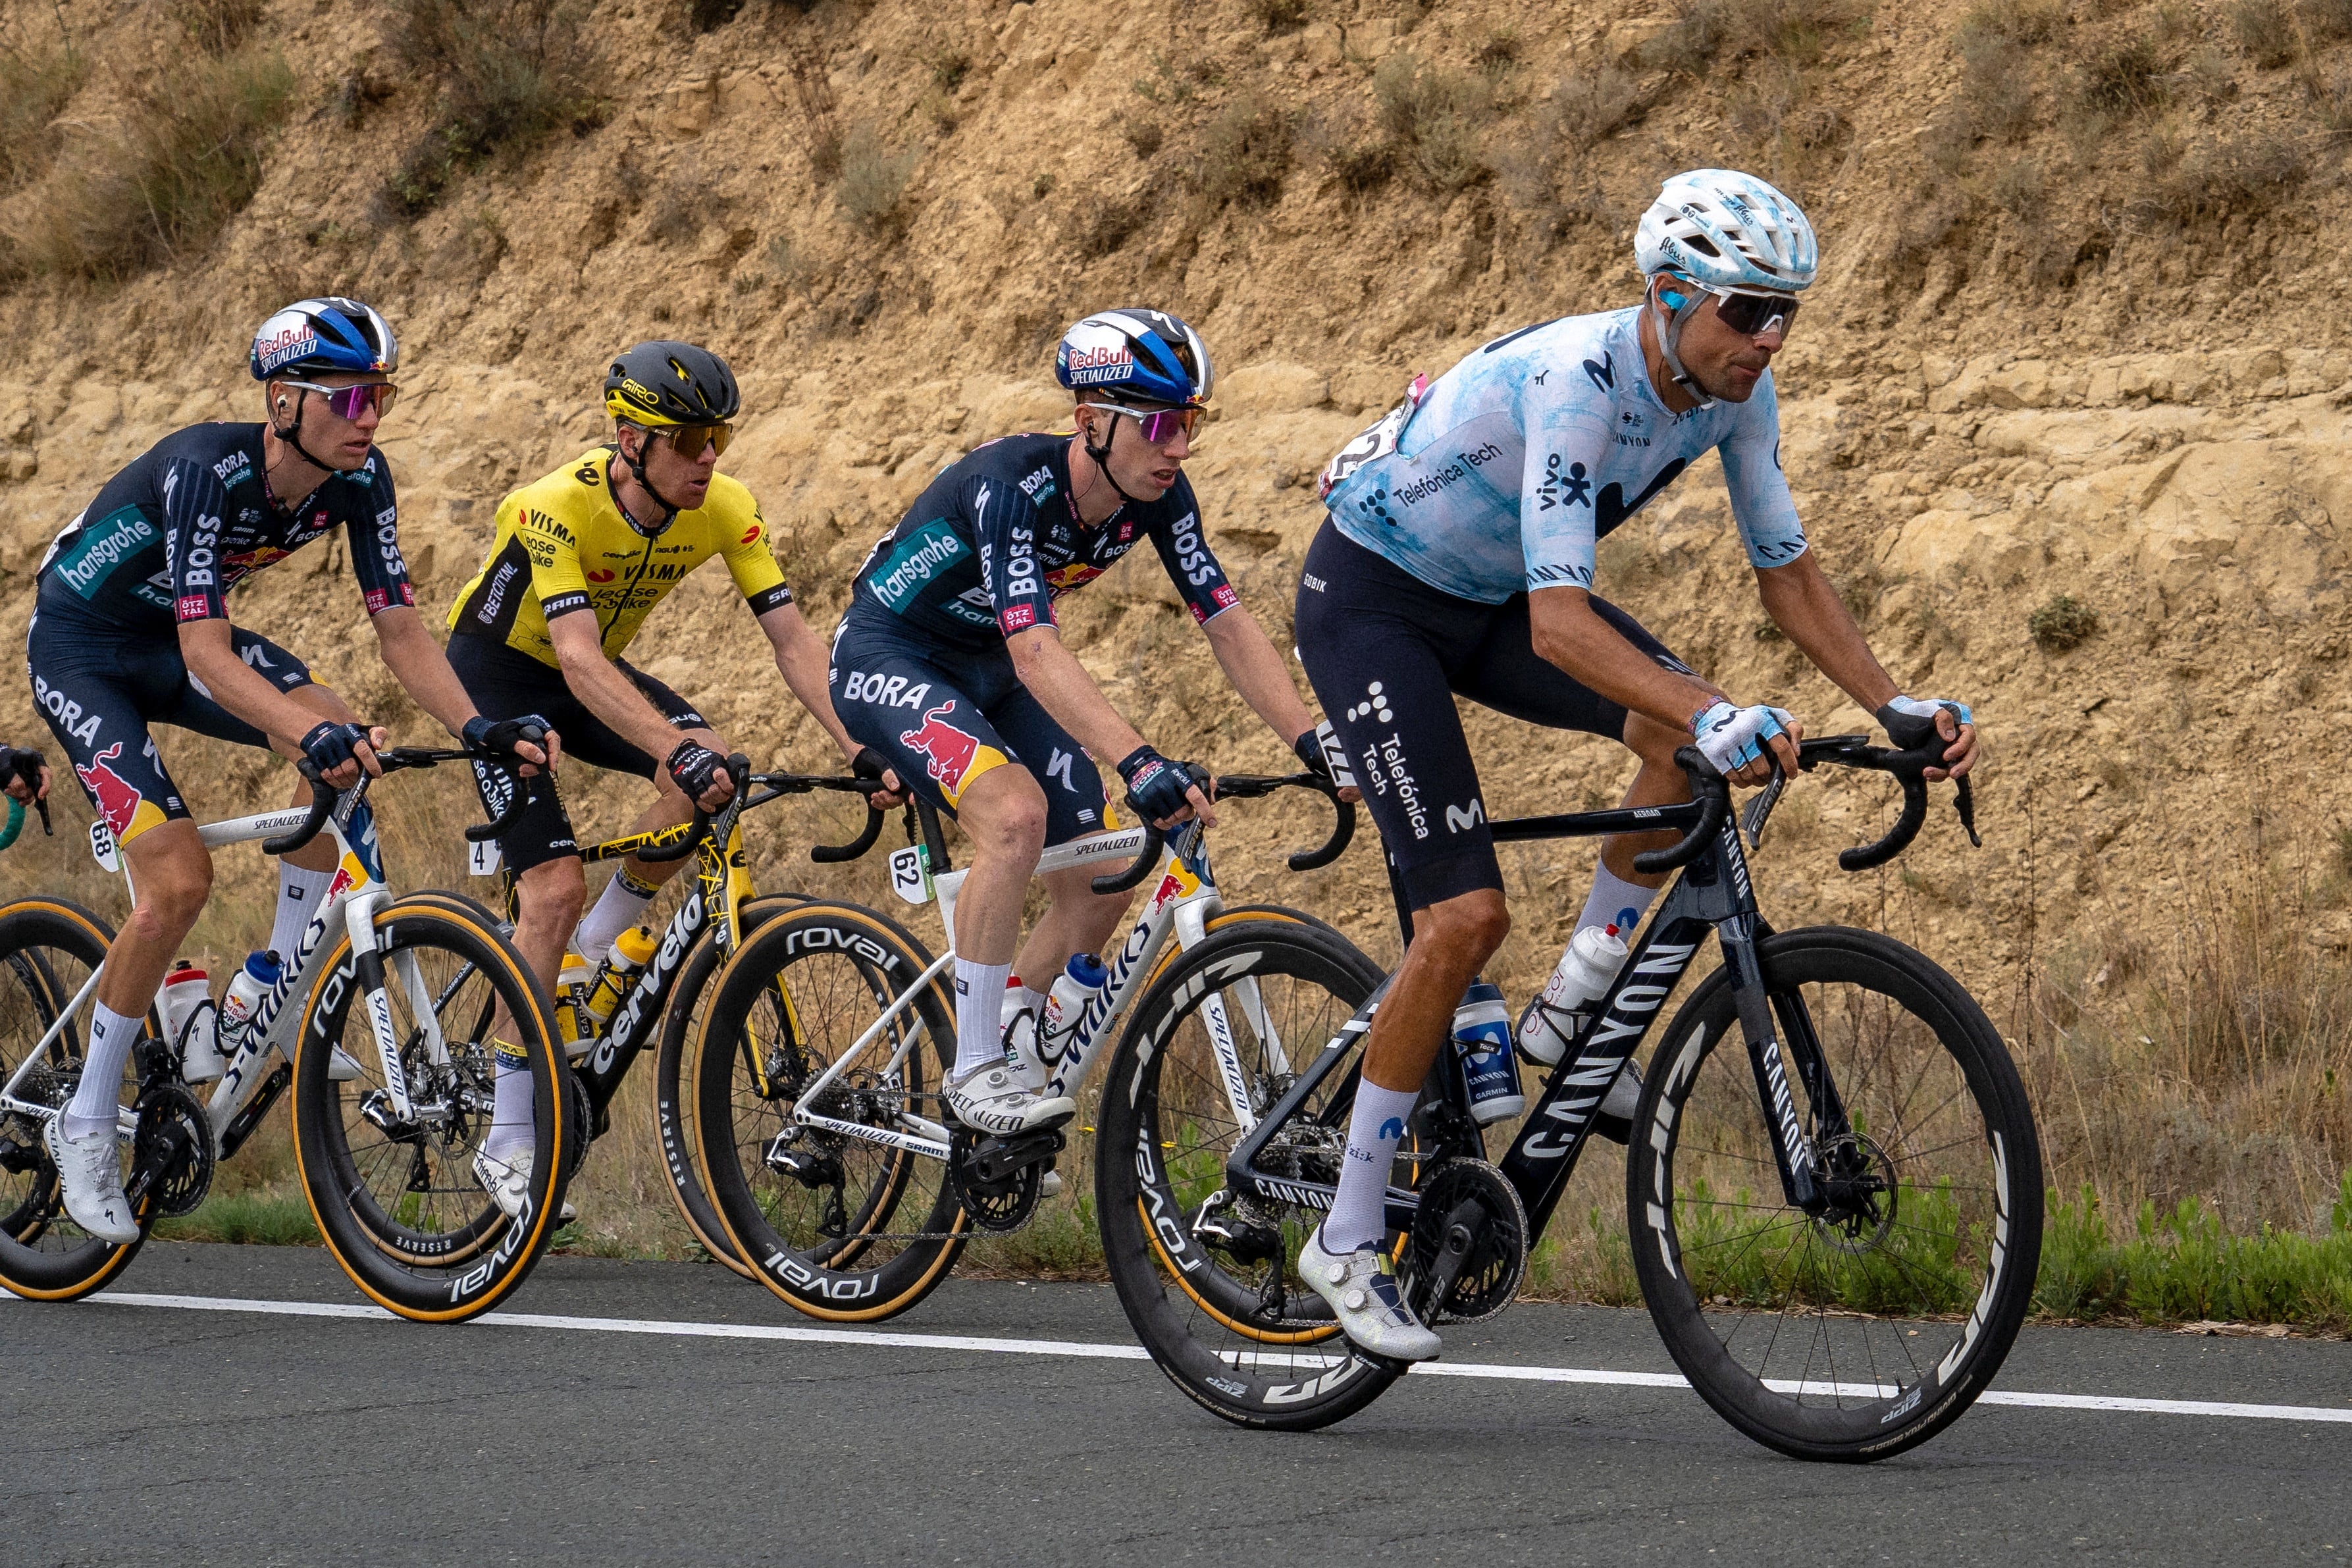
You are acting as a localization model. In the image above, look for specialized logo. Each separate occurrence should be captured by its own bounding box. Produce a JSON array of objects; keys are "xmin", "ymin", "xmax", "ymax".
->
[
  {"xmin": 74, "ymin": 743, "xmax": 163, "ymax": 843},
  {"xmin": 253, "ymin": 326, "xmax": 321, "ymax": 374},
  {"xmin": 1346, "ymin": 682, "xmax": 1394, "ymax": 725},
  {"xmin": 897, "ymin": 703, "xmax": 1006, "ymax": 804},
  {"xmin": 1062, "ymin": 343, "xmax": 1136, "ymax": 386}
]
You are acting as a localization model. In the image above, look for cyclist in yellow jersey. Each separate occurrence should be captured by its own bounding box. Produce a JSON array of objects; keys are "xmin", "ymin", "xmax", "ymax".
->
[{"xmin": 445, "ymin": 340, "xmax": 902, "ymax": 1216}]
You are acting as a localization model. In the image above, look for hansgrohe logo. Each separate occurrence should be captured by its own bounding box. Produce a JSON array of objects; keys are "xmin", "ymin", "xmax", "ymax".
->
[
  {"xmin": 54, "ymin": 508, "xmax": 157, "ymax": 596},
  {"xmin": 869, "ymin": 519, "xmax": 964, "ymax": 610}
]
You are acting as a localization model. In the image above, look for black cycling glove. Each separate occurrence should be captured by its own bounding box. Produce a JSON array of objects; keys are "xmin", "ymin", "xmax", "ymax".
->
[
  {"xmin": 463, "ymin": 714, "xmax": 550, "ymax": 762},
  {"xmin": 1118, "ymin": 745, "xmax": 1197, "ymax": 825},
  {"xmin": 1293, "ymin": 720, "xmax": 1355, "ymax": 789},
  {"xmin": 851, "ymin": 746, "xmax": 890, "ymax": 781},
  {"xmin": 666, "ymin": 738, "xmax": 730, "ymax": 802},
  {"xmin": 300, "ymin": 721, "xmax": 371, "ymax": 775}
]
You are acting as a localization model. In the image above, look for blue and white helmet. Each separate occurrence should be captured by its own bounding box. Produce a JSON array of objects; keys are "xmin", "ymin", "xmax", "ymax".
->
[
  {"xmin": 1055, "ymin": 309, "xmax": 1213, "ymax": 406},
  {"xmin": 249, "ymin": 297, "xmax": 399, "ymax": 380},
  {"xmin": 1634, "ymin": 170, "xmax": 1818, "ymax": 294}
]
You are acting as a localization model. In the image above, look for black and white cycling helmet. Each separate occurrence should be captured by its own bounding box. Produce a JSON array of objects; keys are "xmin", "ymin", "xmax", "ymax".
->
[
  {"xmin": 248, "ymin": 297, "xmax": 398, "ymax": 380},
  {"xmin": 603, "ymin": 340, "xmax": 742, "ymax": 427},
  {"xmin": 1634, "ymin": 169, "xmax": 1818, "ymax": 294},
  {"xmin": 1055, "ymin": 309, "xmax": 1213, "ymax": 407}
]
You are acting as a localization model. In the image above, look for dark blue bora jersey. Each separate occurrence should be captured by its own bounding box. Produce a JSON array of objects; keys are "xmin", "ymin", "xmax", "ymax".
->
[
  {"xmin": 848, "ymin": 431, "xmax": 1239, "ymax": 650},
  {"xmin": 36, "ymin": 421, "xmax": 413, "ymax": 630}
]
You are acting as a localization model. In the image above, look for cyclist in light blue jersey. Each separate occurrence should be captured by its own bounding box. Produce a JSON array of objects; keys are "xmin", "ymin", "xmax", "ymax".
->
[{"xmin": 1293, "ymin": 169, "xmax": 1982, "ymax": 1361}]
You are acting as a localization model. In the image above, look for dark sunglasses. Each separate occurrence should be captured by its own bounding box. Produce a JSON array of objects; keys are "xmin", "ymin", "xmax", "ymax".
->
[
  {"xmin": 656, "ymin": 423, "xmax": 733, "ymax": 460},
  {"xmin": 1710, "ymin": 290, "xmax": 1800, "ymax": 338},
  {"xmin": 1082, "ymin": 402, "xmax": 1203, "ymax": 445},
  {"xmin": 281, "ymin": 379, "xmax": 398, "ymax": 420}
]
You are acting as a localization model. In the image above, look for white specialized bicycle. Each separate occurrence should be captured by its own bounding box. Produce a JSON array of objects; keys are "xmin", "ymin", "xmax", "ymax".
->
[
  {"xmin": 684, "ymin": 766, "xmax": 1367, "ymax": 1322},
  {"xmin": 0, "ymin": 743, "xmax": 567, "ymax": 1321}
]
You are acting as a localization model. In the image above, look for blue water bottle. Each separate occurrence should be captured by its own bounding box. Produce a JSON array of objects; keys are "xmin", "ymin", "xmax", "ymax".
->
[{"xmin": 1451, "ymin": 979, "xmax": 1523, "ymax": 1125}]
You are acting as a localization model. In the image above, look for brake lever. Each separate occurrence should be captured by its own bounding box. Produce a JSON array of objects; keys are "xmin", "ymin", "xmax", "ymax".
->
[
  {"xmin": 1954, "ymin": 774, "xmax": 1981, "ymax": 848},
  {"xmin": 1741, "ymin": 758, "xmax": 1788, "ymax": 851}
]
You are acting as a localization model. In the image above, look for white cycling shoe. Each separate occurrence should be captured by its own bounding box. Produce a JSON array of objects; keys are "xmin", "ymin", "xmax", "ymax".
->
[
  {"xmin": 945, "ymin": 1066, "xmax": 1075, "ymax": 1137},
  {"xmin": 44, "ymin": 1118, "xmax": 140, "ymax": 1245},
  {"xmin": 1299, "ymin": 1226, "xmax": 1441, "ymax": 1363},
  {"xmin": 471, "ymin": 1146, "xmax": 577, "ymax": 1224}
]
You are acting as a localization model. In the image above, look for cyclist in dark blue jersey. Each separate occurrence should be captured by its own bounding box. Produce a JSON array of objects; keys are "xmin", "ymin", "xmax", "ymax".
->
[
  {"xmin": 833, "ymin": 309, "xmax": 1349, "ymax": 1138},
  {"xmin": 24, "ymin": 298, "xmax": 550, "ymax": 1243}
]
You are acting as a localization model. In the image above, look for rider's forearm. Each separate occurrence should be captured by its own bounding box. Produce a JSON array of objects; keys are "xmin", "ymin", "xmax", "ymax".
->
[
  {"xmin": 554, "ymin": 633, "xmax": 700, "ymax": 760},
  {"xmin": 371, "ymin": 608, "xmax": 481, "ymax": 739},
  {"xmin": 1528, "ymin": 588, "xmax": 1721, "ymax": 733},
  {"xmin": 1005, "ymin": 627, "xmax": 1148, "ymax": 763},
  {"xmin": 1755, "ymin": 556, "xmax": 1900, "ymax": 712},
  {"xmin": 760, "ymin": 605, "xmax": 863, "ymax": 763},
  {"xmin": 180, "ymin": 623, "xmax": 340, "ymax": 752},
  {"xmin": 1201, "ymin": 606, "xmax": 1317, "ymax": 746}
]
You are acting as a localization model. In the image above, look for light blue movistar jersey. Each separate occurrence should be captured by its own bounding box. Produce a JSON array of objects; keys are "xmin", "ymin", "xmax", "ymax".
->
[{"xmin": 1317, "ymin": 307, "xmax": 1808, "ymax": 604}]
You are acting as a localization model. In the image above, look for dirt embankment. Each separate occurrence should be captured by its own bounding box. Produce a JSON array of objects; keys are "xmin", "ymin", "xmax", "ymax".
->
[{"xmin": 1, "ymin": 0, "xmax": 2348, "ymax": 1232}]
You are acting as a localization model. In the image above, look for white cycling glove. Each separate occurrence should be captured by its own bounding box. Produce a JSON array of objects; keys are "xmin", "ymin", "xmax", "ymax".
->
[
  {"xmin": 1690, "ymin": 700, "xmax": 1796, "ymax": 775},
  {"xmin": 1875, "ymin": 694, "xmax": 1973, "ymax": 750}
]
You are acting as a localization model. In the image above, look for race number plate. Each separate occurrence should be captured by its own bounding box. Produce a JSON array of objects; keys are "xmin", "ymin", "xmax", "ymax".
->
[
  {"xmin": 888, "ymin": 845, "xmax": 931, "ymax": 905},
  {"xmin": 89, "ymin": 820, "xmax": 119, "ymax": 873},
  {"xmin": 468, "ymin": 836, "xmax": 502, "ymax": 877}
]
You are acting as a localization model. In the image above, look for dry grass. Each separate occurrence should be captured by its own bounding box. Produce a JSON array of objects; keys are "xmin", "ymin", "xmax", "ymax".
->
[
  {"xmin": 2230, "ymin": 0, "xmax": 2302, "ymax": 66},
  {"xmin": 170, "ymin": 0, "xmax": 265, "ymax": 54},
  {"xmin": 1197, "ymin": 91, "xmax": 1291, "ymax": 207},
  {"xmin": 1960, "ymin": 0, "xmax": 2068, "ymax": 41},
  {"xmin": 2079, "ymin": 31, "xmax": 2172, "ymax": 113},
  {"xmin": 1641, "ymin": 0, "xmax": 1866, "ymax": 72},
  {"xmin": 3, "ymin": 45, "xmax": 294, "ymax": 280},
  {"xmin": 835, "ymin": 122, "xmax": 918, "ymax": 232},
  {"xmin": 1371, "ymin": 51, "xmax": 1494, "ymax": 193},
  {"xmin": 2135, "ymin": 129, "xmax": 2307, "ymax": 226},
  {"xmin": 379, "ymin": 0, "xmax": 606, "ymax": 220},
  {"xmin": 0, "ymin": 16, "xmax": 88, "ymax": 193}
]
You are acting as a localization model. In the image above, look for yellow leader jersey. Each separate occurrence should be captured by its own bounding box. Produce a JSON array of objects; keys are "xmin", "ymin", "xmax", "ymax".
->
[{"xmin": 448, "ymin": 446, "xmax": 794, "ymax": 667}]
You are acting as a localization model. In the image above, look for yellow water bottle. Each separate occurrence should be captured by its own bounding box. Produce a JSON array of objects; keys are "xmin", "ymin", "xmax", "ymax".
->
[{"xmin": 583, "ymin": 926, "xmax": 659, "ymax": 1029}]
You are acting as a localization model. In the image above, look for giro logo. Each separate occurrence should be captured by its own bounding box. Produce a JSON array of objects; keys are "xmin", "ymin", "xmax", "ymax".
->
[{"xmin": 1346, "ymin": 682, "xmax": 1394, "ymax": 725}]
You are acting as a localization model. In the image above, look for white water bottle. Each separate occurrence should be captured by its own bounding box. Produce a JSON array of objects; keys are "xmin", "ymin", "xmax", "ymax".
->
[
  {"xmin": 1045, "ymin": 952, "xmax": 1109, "ymax": 1047},
  {"xmin": 161, "ymin": 963, "xmax": 223, "ymax": 1084},
  {"xmin": 1518, "ymin": 925, "xmax": 1630, "ymax": 1067},
  {"xmin": 217, "ymin": 950, "xmax": 278, "ymax": 1062},
  {"xmin": 1451, "ymin": 980, "xmax": 1523, "ymax": 1125}
]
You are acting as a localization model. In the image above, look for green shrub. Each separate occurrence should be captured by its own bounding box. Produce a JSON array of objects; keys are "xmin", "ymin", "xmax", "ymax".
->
[
  {"xmin": 1371, "ymin": 52, "xmax": 1494, "ymax": 192},
  {"xmin": 379, "ymin": 0, "xmax": 605, "ymax": 220},
  {"xmin": 835, "ymin": 121, "xmax": 918, "ymax": 231},
  {"xmin": 5, "ymin": 45, "xmax": 294, "ymax": 279},
  {"xmin": 1198, "ymin": 92, "xmax": 1292, "ymax": 207},
  {"xmin": 2028, "ymin": 593, "xmax": 2099, "ymax": 651}
]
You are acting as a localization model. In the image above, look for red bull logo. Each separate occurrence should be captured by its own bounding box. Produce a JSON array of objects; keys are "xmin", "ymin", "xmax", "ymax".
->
[
  {"xmin": 897, "ymin": 703, "xmax": 1005, "ymax": 806},
  {"xmin": 75, "ymin": 743, "xmax": 163, "ymax": 843}
]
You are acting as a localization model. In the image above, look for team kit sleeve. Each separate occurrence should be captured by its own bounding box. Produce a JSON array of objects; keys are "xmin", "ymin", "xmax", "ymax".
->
[
  {"xmin": 161, "ymin": 457, "xmax": 239, "ymax": 623},
  {"xmin": 1516, "ymin": 391, "xmax": 1617, "ymax": 594},
  {"xmin": 719, "ymin": 500, "xmax": 796, "ymax": 615},
  {"xmin": 1719, "ymin": 374, "xmax": 1810, "ymax": 569},
  {"xmin": 345, "ymin": 453, "xmax": 418, "ymax": 615},
  {"xmin": 510, "ymin": 488, "xmax": 594, "ymax": 621},
  {"xmin": 971, "ymin": 473, "xmax": 1057, "ymax": 637},
  {"xmin": 1147, "ymin": 484, "xmax": 1241, "ymax": 625}
]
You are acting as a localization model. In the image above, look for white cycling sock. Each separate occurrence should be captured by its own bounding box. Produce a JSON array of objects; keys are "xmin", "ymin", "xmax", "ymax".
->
[
  {"xmin": 484, "ymin": 1037, "xmax": 533, "ymax": 1161},
  {"xmin": 1321, "ymin": 1080, "xmax": 1419, "ymax": 1255},
  {"xmin": 63, "ymin": 1002, "xmax": 143, "ymax": 1140},
  {"xmin": 1577, "ymin": 862, "xmax": 1658, "ymax": 937},
  {"xmin": 952, "ymin": 959, "xmax": 1012, "ymax": 1080},
  {"xmin": 269, "ymin": 863, "xmax": 337, "ymax": 969},
  {"xmin": 575, "ymin": 870, "xmax": 656, "ymax": 962},
  {"xmin": 1008, "ymin": 980, "xmax": 1046, "ymax": 1021}
]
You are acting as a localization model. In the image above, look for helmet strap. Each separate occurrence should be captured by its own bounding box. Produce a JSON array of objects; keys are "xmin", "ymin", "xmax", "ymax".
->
[
  {"xmin": 1650, "ymin": 278, "xmax": 1717, "ymax": 413},
  {"xmin": 267, "ymin": 388, "xmax": 334, "ymax": 497},
  {"xmin": 615, "ymin": 427, "xmax": 683, "ymax": 533},
  {"xmin": 1079, "ymin": 407, "xmax": 1146, "ymax": 509}
]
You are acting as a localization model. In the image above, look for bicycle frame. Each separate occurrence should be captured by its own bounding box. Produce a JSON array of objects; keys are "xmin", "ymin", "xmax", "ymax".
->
[
  {"xmin": 789, "ymin": 816, "xmax": 1279, "ymax": 1162},
  {"xmin": 0, "ymin": 779, "xmax": 423, "ymax": 1155}
]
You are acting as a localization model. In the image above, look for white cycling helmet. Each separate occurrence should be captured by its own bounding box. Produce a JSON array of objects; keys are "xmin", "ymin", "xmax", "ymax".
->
[{"xmin": 1634, "ymin": 169, "xmax": 1818, "ymax": 294}]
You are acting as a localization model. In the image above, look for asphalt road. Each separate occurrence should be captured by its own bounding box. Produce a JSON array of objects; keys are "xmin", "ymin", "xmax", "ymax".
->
[{"xmin": 3, "ymin": 1243, "xmax": 2347, "ymax": 1567}]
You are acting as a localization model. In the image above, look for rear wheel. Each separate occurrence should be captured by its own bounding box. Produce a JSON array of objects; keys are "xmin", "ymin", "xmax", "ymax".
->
[
  {"xmin": 1628, "ymin": 926, "xmax": 2043, "ymax": 1462},
  {"xmin": 0, "ymin": 900, "xmax": 151, "ymax": 1301},
  {"xmin": 694, "ymin": 901, "xmax": 965, "ymax": 1320},
  {"xmin": 292, "ymin": 898, "xmax": 566, "ymax": 1322},
  {"xmin": 1097, "ymin": 919, "xmax": 1408, "ymax": 1430}
]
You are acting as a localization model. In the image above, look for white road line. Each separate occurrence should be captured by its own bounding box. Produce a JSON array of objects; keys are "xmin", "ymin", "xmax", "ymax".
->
[{"xmin": 39, "ymin": 1289, "xmax": 2352, "ymax": 1426}]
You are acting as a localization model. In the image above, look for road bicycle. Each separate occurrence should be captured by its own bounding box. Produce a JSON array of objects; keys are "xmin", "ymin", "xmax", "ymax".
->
[
  {"xmin": 688, "ymin": 770, "xmax": 1364, "ymax": 1323},
  {"xmin": 0, "ymin": 746, "xmax": 567, "ymax": 1323},
  {"xmin": 1095, "ymin": 737, "xmax": 2043, "ymax": 1463},
  {"xmin": 472, "ymin": 755, "xmax": 881, "ymax": 1280}
]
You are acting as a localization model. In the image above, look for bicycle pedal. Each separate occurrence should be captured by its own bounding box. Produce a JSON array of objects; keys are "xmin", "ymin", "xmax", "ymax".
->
[
  {"xmin": 967, "ymin": 1128, "xmax": 1064, "ymax": 1186},
  {"xmin": 0, "ymin": 1134, "xmax": 39, "ymax": 1175}
]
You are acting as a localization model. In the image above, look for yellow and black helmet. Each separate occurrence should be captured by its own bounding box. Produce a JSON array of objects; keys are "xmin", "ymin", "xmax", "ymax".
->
[{"xmin": 603, "ymin": 341, "xmax": 741, "ymax": 427}]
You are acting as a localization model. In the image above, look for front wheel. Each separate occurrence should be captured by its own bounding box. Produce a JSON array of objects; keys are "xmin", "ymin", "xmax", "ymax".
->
[
  {"xmin": 292, "ymin": 897, "xmax": 567, "ymax": 1323},
  {"xmin": 1627, "ymin": 926, "xmax": 2043, "ymax": 1462}
]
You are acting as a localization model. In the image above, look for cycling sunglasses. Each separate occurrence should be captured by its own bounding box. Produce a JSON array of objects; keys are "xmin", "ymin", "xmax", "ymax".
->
[
  {"xmin": 280, "ymin": 379, "xmax": 399, "ymax": 421},
  {"xmin": 1708, "ymin": 288, "xmax": 1800, "ymax": 338},
  {"xmin": 1081, "ymin": 402, "xmax": 1203, "ymax": 445},
  {"xmin": 656, "ymin": 423, "xmax": 733, "ymax": 460}
]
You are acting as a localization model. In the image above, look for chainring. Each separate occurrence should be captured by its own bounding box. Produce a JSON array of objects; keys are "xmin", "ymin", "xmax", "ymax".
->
[
  {"xmin": 948, "ymin": 1126, "xmax": 1041, "ymax": 1235},
  {"xmin": 134, "ymin": 1083, "xmax": 215, "ymax": 1220},
  {"xmin": 1406, "ymin": 1156, "xmax": 1529, "ymax": 1324}
]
